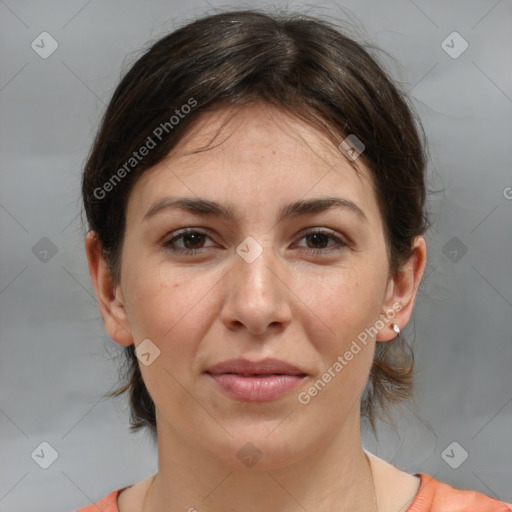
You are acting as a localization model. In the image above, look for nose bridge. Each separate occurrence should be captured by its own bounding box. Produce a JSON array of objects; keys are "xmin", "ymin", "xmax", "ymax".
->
[
  {"xmin": 222, "ymin": 235, "xmax": 291, "ymax": 333},
  {"xmin": 235, "ymin": 235, "xmax": 280, "ymax": 301}
]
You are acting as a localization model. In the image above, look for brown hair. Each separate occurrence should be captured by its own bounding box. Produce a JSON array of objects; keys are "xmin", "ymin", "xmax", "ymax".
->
[{"xmin": 81, "ymin": 8, "xmax": 431, "ymax": 437}]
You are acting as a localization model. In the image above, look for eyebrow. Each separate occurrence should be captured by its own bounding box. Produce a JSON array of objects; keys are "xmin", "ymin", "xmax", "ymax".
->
[{"xmin": 142, "ymin": 196, "xmax": 368, "ymax": 223}]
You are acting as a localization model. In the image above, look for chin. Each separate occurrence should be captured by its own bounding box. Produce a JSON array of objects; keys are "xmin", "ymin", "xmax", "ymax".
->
[{"xmin": 206, "ymin": 429, "xmax": 313, "ymax": 471}]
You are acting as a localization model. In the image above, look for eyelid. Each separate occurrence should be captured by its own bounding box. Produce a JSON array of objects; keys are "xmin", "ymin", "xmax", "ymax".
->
[
  {"xmin": 162, "ymin": 226, "xmax": 351, "ymax": 255},
  {"xmin": 163, "ymin": 227, "xmax": 213, "ymax": 247},
  {"xmin": 295, "ymin": 227, "xmax": 349, "ymax": 247}
]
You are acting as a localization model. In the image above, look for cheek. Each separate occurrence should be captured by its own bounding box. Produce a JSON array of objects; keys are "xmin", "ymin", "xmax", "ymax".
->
[
  {"xmin": 123, "ymin": 260, "xmax": 219, "ymax": 369},
  {"xmin": 126, "ymin": 272, "xmax": 207, "ymax": 408},
  {"xmin": 129, "ymin": 279, "xmax": 191, "ymax": 341},
  {"xmin": 300, "ymin": 266, "xmax": 385, "ymax": 337},
  {"xmin": 300, "ymin": 275, "xmax": 383, "ymax": 408}
]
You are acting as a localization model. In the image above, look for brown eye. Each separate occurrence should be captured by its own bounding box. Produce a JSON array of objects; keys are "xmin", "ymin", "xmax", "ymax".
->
[
  {"xmin": 295, "ymin": 229, "xmax": 348, "ymax": 255},
  {"xmin": 162, "ymin": 229, "xmax": 212, "ymax": 255}
]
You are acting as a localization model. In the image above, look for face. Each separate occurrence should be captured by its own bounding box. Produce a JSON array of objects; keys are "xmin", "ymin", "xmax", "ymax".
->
[{"xmin": 94, "ymin": 103, "xmax": 420, "ymax": 469}]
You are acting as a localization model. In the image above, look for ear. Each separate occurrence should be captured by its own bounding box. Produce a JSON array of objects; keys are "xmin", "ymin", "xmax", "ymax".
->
[
  {"xmin": 84, "ymin": 231, "xmax": 134, "ymax": 346},
  {"xmin": 377, "ymin": 236, "xmax": 427, "ymax": 342}
]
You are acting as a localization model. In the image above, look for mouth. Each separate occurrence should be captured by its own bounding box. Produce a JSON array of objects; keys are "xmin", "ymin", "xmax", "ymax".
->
[
  {"xmin": 205, "ymin": 357, "xmax": 307, "ymax": 376},
  {"xmin": 204, "ymin": 358, "xmax": 308, "ymax": 402},
  {"xmin": 215, "ymin": 372, "xmax": 307, "ymax": 377}
]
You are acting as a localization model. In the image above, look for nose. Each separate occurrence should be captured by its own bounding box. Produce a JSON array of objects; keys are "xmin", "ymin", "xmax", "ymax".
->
[{"xmin": 220, "ymin": 241, "xmax": 292, "ymax": 336}]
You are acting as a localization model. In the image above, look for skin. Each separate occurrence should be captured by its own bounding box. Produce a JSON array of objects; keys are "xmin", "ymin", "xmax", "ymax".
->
[{"xmin": 86, "ymin": 103, "xmax": 427, "ymax": 512}]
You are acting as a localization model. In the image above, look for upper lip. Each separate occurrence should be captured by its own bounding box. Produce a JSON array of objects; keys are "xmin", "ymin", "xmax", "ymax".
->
[{"xmin": 205, "ymin": 358, "xmax": 307, "ymax": 376}]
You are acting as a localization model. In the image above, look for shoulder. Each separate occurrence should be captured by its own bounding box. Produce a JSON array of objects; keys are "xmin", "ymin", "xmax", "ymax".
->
[
  {"xmin": 75, "ymin": 475, "xmax": 154, "ymax": 512},
  {"xmin": 407, "ymin": 473, "xmax": 512, "ymax": 512},
  {"xmin": 75, "ymin": 487, "xmax": 124, "ymax": 512}
]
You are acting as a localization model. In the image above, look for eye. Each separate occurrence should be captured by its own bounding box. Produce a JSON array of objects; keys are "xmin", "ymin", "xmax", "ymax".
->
[
  {"xmin": 161, "ymin": 228, "xmax": 349, "ymax": 256},
  {"xmin": 162, "ymin": 228, "xmax": 213, "ymax": 255},
  {"xmin": 294, "ymin": 229, "xmax": 349, "ymax": 255}
]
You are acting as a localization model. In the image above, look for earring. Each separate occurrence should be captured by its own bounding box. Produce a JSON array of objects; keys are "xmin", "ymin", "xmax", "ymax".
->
[{"xmin": 392, "ymin": 323, "xmax": 400, "ymax": 335}]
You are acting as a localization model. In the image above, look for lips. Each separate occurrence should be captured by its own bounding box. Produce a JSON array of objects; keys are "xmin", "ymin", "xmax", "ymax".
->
[
  {"xmin": 205, "ymin": 358, "xmax": 308, "ymax": 402},
  {"xmin": 205, "ymin": 357, "xmax": 307, "ymax": 377}
]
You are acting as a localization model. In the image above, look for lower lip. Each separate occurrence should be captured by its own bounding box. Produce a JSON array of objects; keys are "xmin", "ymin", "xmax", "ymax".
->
[{"xmin": 207, "ymin": 373, "xmax": 307, "ymax": 401}]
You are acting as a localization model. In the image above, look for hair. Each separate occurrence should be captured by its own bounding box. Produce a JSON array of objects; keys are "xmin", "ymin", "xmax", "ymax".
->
[{"xmin": 81, "ymin": 8, "xmax": 431, "ymax": 438}]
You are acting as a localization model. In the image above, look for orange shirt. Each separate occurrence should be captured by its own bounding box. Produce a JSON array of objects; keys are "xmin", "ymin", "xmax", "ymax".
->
[{"xmin": 76, "ymin": 473, "xmax": 512, "ymax": 512}]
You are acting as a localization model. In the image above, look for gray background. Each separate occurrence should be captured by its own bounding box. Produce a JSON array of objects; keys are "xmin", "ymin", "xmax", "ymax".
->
[{"xmin": 1, "ymin": 0, "xmax": 511, "ymax": 510}]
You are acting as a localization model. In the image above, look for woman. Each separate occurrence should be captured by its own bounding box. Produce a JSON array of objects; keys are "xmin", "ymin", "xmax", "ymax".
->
[{"xmin": 77, "ymin": 8, "xmax": 512, "ymax": 512}]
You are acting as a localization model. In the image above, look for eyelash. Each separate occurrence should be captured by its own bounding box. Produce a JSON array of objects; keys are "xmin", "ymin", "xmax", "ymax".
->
[{"xmin": 162, "ymin": 228, "xmax": 349, "ymax": 256}]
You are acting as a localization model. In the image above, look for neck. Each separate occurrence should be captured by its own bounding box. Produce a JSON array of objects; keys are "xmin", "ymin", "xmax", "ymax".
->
[{"xmin": 144, "ymin": 402, "xmax": 378, "ymax": 512}]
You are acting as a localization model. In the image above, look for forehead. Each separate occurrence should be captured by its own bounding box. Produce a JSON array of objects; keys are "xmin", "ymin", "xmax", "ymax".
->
[{"xmin": 126, "ymin": 104, "xmax": 381, "ymax": 227}]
